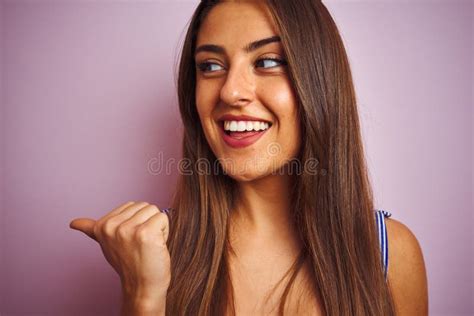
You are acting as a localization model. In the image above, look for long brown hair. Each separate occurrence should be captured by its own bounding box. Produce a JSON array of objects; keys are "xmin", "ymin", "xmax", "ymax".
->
[{"xmin": 165, "ymin": 1, "xmax": 396, "ymax": 315}]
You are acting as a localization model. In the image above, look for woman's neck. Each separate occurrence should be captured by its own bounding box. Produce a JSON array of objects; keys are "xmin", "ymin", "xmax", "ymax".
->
[{"xmin": 229, "ymin": 173, "xmax": 300, "ymax": 248}]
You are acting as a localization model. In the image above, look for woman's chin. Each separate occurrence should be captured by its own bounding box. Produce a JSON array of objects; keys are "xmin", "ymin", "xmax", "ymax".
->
[{"xmin": 223, "ymin": 169, "xmax": 272, "ymax": 183}]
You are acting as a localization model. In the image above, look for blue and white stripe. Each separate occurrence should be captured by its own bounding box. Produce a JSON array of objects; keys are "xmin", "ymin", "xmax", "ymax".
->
[{"xmin": 375, "ymin": 209, "xmax": 392, "ymax": 280}]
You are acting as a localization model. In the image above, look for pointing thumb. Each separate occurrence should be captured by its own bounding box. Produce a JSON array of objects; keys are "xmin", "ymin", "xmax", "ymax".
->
[{"xmin": 69, "ymin": 218, "xmax": 97, "ymax": 242}]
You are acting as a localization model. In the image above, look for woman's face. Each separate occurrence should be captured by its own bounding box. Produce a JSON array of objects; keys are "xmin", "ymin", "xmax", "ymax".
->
[{"xmin": 195, "ymin": 1, "xmax": 301, "ymax": 182}]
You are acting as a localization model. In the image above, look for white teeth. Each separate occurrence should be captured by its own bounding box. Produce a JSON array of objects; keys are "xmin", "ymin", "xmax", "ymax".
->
[
  {"xmin": 237, "ymin": 121, "xmax": 246, "ymax": 131},
  {"xmin": 246, "ymin": 121, "xmax": 253, "ymax": 131},
  {"xmin": 229, "ymin": 121, "xmax": 238, "ymax": 131},
  {"xmin": 223, "ymin": 120, "xmax": 271, "ymax": 132}
]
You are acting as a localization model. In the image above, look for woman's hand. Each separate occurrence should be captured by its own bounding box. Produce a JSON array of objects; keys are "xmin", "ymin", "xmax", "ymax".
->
[{"xmin": 69, "ymin": 201, "xmax": 171, "ymax": 305}]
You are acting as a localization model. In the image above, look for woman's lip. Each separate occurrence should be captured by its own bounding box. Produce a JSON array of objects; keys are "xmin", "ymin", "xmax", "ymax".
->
[{"xmin": 218, "ymin": 123, "xmax": 270, "ymax": 149}]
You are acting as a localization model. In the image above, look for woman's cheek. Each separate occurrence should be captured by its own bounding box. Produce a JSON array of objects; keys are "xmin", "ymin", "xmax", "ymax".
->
[{"xmin": 272, "ymin": 105, "xmax": 301, "ymax": 158}]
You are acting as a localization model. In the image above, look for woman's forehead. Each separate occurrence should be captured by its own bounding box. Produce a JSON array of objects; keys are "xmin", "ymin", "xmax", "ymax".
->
[{"xmin": 196, "ymin": 1, "xmax": 279, "ymax": 47}]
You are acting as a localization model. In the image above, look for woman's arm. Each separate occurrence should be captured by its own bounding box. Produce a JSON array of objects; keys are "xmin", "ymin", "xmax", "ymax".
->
[{"xmin": 386, "ymin": 218, "xmax": 429, "ymax": 315}]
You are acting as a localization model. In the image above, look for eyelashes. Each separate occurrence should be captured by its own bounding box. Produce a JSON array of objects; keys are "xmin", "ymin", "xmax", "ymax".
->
[{"xmin": 196, "ymin": 57, "xmax": 288, "ymax": 73}]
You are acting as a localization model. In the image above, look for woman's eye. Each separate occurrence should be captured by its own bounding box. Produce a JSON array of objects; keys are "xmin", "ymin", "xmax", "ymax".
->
[
  {"xmin": 197, "ymin": 58, "xmax": 287, "ymax": 74},
  {"xmin": 197, "ymin": 62, "xmax": 224, "ymax": 73},
  {"xmin": 255, "ymin": 58, "xmax": 287, "ymax": 69}
]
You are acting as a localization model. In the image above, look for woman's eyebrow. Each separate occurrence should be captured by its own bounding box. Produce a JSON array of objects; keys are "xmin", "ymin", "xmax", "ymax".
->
[{"xmin": 194, "ymin": 35, "xmax": 281, "ymax": 57}]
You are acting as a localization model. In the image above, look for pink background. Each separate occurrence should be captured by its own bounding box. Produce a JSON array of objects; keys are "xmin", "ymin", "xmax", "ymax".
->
[{"xmin": 1, "ymin": 1, "xmax": 472, "ymax": 315}]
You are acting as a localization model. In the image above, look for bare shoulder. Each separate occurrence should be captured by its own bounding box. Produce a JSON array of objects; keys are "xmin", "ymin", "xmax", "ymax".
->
[{"xmin": 385, "ymin": 217, "xmax": 429, "ymax": 316}]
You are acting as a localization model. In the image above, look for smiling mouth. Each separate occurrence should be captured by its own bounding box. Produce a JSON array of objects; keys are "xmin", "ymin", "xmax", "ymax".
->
[
  {"xmin": 217, "ymin": 120, "xmax": 272, "ymax": 148},
  {"xmin": 219, "ymin": 121, "xmax": 273, "ymax": 136}
]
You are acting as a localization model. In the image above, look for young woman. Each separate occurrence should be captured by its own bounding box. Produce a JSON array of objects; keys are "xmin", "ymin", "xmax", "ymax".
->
[{"xmin": 70, "ymin": 1, "xmax": 428, "ymax": 315}]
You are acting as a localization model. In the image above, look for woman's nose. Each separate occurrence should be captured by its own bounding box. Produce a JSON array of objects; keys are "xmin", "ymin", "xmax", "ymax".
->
[{"xmin": 219, "ymin": 63, "xmax": 255, "ymax": 107}]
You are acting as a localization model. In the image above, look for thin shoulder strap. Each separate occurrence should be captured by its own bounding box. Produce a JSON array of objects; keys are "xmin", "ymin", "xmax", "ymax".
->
[
  {"xmin": 161, "ymin": 207, "xmax": 173, "ymax": 215},
  {"xmin": 375, "ymin": 209, "xmax": 392, "ymax": 280},
  {"xmin": 161, "ymin": 207, "xmax": 174, "ymax": 218}
]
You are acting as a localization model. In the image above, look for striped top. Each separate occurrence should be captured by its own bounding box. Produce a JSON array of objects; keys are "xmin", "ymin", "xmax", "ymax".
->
[
  {"xmin": 375, "ymin": 209, "xmax": 392, "ymax": 280},
  {"xmin": 160, "ymin": 207, "xmax": 392, "ymax": 280}
]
